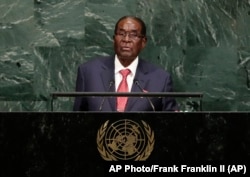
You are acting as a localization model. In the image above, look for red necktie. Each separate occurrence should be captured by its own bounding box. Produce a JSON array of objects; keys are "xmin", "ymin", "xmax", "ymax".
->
[{"xmin": 117, "ymin": 69, "xmax": 131, "ymax": 112}]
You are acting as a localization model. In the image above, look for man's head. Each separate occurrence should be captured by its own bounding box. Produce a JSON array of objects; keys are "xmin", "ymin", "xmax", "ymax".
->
[{"xmin": 113, "ymin": 16, "xmax": 147, "ymax": 67}]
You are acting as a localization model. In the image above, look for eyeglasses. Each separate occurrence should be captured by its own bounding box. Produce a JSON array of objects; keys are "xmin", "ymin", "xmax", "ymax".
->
[{"xmin": 115, "ymin": 31, "xmax": 144, "ymax": 40}]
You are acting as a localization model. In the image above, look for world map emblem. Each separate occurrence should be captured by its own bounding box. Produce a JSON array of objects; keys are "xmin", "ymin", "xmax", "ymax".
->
[{"xmin": 97, "ymin": 119, "xmax": 154, "ymax": 161}]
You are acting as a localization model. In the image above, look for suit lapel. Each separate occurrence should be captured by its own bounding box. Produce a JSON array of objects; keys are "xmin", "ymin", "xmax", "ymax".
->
[{"xmin": 126, "ymin": 59, "xmax": 148, "ymax": 111}]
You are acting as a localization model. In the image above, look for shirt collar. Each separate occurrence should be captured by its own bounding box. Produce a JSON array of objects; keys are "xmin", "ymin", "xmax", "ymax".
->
[{"xmin": 114, "ymin": 54, "xmax": 139, "ymax": 77}]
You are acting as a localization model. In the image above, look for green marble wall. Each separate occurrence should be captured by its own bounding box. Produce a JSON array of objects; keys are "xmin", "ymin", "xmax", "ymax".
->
[{"xmin": 0, "ymin": 0, "xmax": 250, "ymax": 111}]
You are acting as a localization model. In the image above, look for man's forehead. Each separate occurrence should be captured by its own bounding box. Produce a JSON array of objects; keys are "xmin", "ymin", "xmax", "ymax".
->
[{"xmin": 117, "ymin": 19, "xmax": 141, "ymax": 31}]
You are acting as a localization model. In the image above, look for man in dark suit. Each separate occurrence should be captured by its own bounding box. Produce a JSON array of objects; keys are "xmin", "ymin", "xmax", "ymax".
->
[{"xmin": 73, "ymin": 16, "xmax": 178, "ymax": 112}]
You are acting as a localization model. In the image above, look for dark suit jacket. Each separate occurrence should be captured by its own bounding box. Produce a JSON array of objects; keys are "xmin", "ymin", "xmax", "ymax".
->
[{"xmin": 73, "ymin": 56, "xmax": 178, "ymax": 112}]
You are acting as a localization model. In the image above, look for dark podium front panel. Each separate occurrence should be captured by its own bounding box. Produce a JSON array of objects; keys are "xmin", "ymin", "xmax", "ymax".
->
[{"xmin": 0, "ymin": 112, "xmax": 249, "ymax": 177}]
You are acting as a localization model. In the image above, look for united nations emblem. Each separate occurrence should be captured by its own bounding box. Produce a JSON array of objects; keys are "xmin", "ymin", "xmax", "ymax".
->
[{"xmin": 97, "ymin": 119, "xmax": 154, "ymax": 161}]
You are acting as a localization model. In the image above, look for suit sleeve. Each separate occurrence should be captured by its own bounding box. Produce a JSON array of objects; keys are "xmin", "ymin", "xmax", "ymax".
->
[
  {"xmin": 162, "ymin": 74, "xmax": 179, "ymax": 111},
  {"xmin": 73, "ymin": 66, "xmax": 88, "ymax": 111}
]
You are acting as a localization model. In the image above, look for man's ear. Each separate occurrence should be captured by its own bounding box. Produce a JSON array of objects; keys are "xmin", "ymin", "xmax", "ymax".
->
[{"xmin": 142, "ymin": 37, "xmax": 147, "ymax": 48}]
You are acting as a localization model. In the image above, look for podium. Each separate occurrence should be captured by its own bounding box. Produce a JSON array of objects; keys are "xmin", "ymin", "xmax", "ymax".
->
[{"xmin": 0, "ymin": 112, "xmax": 249, "ymax": 176}]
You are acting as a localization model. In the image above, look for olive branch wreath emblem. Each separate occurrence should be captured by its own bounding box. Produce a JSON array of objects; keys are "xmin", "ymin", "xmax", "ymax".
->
[{"xmin": 96, "ymin": 120, "xmax": 155, "ymax": 161}]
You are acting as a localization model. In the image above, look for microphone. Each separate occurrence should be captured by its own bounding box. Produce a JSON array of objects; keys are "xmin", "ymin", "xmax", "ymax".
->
[
  {"xmin": 134, "ymin": 79, "xmax": 155, "ymax": 112},
  {"xmin": 99, "ymin": 80, "xmax": 114, "ymax": 111}
]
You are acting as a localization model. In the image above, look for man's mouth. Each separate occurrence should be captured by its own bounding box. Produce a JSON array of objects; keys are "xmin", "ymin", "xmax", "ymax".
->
[{"xmin": 121, "ymin": 47, "xmax": 131, "ymax": 51}]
